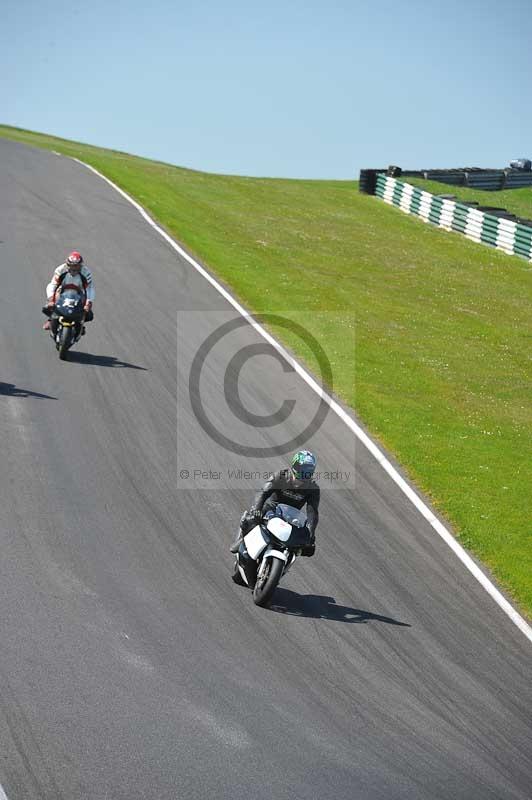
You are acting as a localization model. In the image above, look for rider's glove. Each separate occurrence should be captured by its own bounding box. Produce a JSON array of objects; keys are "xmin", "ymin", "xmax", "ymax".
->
[{"xmin": 250, "ymin": 508, "xmax": 262, "ymax": 522}]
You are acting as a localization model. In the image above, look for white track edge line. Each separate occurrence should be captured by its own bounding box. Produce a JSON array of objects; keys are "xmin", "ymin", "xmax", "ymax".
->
[
  {"xmin": 0, "ymin": 782, "xmax": 9, "ymax": 799},
  {"xmin": 71, "ymin": 156, "xmax": 532, "ymax": 644}
]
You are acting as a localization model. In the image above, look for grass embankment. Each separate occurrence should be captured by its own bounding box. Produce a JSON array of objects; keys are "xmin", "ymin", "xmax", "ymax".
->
[
  {"xmin": 2, "ymin": 125, "xmax": 531, "ymax": 617},
  {"xmin": 403, "ymin": 176, "xmax": 532, "ymax": 221}
]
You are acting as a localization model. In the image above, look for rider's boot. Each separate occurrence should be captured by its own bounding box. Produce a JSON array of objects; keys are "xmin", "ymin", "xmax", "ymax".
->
[
  {"xmin": 229, "ymin": 529, "xmax": 244, "ymax": 554},
  {"xmin": 230, "ymin": 510, "xmax": 253, "ymax": 553}
]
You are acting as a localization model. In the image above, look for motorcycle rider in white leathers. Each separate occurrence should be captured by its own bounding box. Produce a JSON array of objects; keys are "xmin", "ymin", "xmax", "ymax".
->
[{"xmin": 42, "ymin": 251, "xmax": 94, "ymax": 333}]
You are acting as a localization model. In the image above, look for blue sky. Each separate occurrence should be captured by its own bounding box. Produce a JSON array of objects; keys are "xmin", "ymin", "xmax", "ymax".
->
[{"xmin": 3, "ymin": 0, "xmax": 532, "ymax": 178}]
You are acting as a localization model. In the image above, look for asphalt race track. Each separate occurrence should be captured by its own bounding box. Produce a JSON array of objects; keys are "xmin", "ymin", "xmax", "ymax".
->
[{"xmin": 0, "ymin": 138, "xmax": 530, "ymax": 800}]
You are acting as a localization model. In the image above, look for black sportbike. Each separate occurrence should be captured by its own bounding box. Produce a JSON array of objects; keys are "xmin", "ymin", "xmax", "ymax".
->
[
  {"xmin": 232, "ymin": 504, "xmax": 314, "ymax": 607},
  {"xmin": 43, "ymin": 289, "xmax": 87, "ymax": 361}
]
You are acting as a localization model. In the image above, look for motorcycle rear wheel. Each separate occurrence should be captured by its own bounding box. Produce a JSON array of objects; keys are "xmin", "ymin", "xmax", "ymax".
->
[{"xmin": 253, "ymin": 557, "xmax": 283, "ymax": 607}]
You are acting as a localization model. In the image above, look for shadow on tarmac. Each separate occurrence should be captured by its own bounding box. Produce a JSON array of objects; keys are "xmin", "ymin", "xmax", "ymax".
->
[
  {"xmin": 67, "ymin": 352, "xmax": 148, "ymax": 370},
  {"xmin": 270, "ymin": 588, "xmax": 411, "ymax": 626},
  {"xmin": 0, "ymin": 382, "xmax": 57, "ymax": 399}
]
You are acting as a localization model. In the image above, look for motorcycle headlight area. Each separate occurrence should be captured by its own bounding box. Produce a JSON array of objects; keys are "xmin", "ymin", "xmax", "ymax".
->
[{"xmin": 266, "ymin": 517, "xmax": 292, "ymax": 542}]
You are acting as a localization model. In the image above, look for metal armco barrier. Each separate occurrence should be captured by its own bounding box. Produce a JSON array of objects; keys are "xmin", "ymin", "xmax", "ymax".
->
[
  {"xmin": 374, "ymin": 174, "xmax": 532, "ymax": 262},
  {"xmin": 390, "ymin": 168, "xmax": 532, "ymax": 191}
]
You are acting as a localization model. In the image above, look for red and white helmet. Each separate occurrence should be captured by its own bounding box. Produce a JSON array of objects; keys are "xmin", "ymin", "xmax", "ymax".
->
[{"xmin": 66, "ymin": 251, "xmax": 83, "ymax": 271}]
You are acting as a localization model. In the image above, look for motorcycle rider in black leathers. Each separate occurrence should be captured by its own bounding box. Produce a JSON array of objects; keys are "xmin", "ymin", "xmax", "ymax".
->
[{"xmin": 230, "ymin": 450, "xmax": 319, "ymax": 556}]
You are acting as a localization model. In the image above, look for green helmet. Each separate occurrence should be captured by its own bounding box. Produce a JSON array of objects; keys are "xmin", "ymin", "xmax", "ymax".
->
[{"xmin": 291, "ymin": 450, "xmax": 316, "ymax": 480}]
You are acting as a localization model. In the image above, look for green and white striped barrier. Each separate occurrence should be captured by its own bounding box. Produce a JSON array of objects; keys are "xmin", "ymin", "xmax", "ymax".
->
[{"xmin": 375, "ymin": 174, "xmax": 532, "ymax": 262}]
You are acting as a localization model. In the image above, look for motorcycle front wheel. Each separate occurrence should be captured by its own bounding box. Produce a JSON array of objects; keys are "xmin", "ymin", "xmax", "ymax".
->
[
  {"xmin": 253, "ymin": 556, "xmax": 284, "ymax": 607},
  {"xmin": 58, "ymin": 326, "xmax": 72, "ymax": 360}
]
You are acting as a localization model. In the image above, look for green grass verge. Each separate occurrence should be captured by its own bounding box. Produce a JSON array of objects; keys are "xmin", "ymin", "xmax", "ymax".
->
[
  {"xmin": 2, "ymin": 124, "xmax": 531, "ymax": 618},
  {"xmin": 403, "ymin": 176, "xmax": 532, "ymax": 221}
]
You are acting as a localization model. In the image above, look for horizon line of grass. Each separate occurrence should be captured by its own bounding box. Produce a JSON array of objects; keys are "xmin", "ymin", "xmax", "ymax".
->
[
  {"xmin": 1, "ymin": 124, "xmax": 530, "ymax": 619},
  {"xmin": 2, "ymin": 123, "xmax": 348, "ymax": 183}
]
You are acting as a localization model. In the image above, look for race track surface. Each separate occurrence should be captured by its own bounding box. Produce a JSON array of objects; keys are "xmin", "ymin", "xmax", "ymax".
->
[{"xmin": 0, "ymin": 138, "xmax": 530, "ymax": 799}]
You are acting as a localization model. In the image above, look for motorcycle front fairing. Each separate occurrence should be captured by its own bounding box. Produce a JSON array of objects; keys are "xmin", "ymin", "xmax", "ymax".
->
[
  {"xmin": 240, "ymin": 522, "xmax": 288, "ymax": 588},
  {"xmin": 52, "ymin": 290, "xmax": 85, "ymax": 345},
  {"xmin": 266, "ymin": 504, "xmax": 312, "ymax": 551},
  {"xmin": 55, "ymin": 289, "xmax": 85, "ymax": 324},
  {"xmin": 237, "ymin": 541, "xmax": 259, "ymax": 588},
  {"xmin": 284, "ymin": 526, "xmax": 313, "ymax": 549},
  {"xmin": 243, "ymin": 525, "xmax": 269, "ymax": 559}
]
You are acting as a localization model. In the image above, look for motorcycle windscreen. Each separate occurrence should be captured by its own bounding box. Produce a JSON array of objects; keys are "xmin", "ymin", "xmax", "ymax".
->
[
  {"xmin": 243, "ymin": 525, "xmax": 268, "ymax": 559},
  {"xmin": 276, "ymin": 504, "xmax": 307, "ymax": 528}
]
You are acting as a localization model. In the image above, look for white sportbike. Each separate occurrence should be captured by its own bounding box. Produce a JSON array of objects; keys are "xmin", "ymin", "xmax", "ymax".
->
[{"xmin": 232, "ymin": 504, "xmax": 314, "ymax": 607}]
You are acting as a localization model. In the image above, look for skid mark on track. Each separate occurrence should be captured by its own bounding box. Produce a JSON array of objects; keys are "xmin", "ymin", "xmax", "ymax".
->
[
  {"xmin": 0, "ymin": 669, "xmax": 71, "ymax": 800},
  {"xmin": 183, "ymin": 700, "xmax": 251, "ymax": 750}
]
